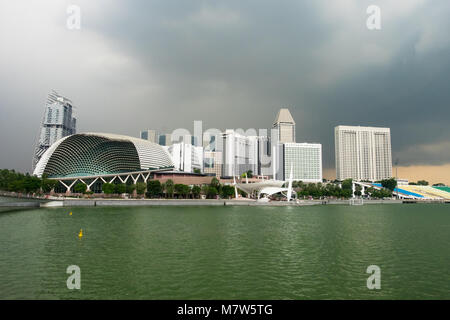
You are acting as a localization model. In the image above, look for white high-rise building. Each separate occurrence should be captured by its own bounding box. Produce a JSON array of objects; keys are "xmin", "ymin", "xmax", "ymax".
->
[
  {"xmin": 257, "ymin": 135, "xmax": 272, "ymax": 176},
  {"xmin": 335, "ymin": 125, "xmax": 392, "ymax": 181},
  {"xmin": 164, "ymin": 142, "xmax": 203, "ymax": 173},
  {"xmin": 273, "ymin": 108, "xmax": 295, "ymax": 143},
  {"xmin": 222, "ymin": 130, "xmax": 258, "ymax": 177},
  {"xmin": 33, "ymin": 91, "xmax": 76, "ymax": 170},
  {"xmin": 277, "ymin": 143, "xmax": 322, "ymax": 182}
]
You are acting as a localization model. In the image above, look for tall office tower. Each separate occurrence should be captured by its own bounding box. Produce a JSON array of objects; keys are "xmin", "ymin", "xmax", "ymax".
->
[
  {"xmin": 335, "ymin": 125, "xmax": 392, "ymax": 181},
  {"xmin": 273, "ymin": 108, "xmax": 296, "ymax": 143},
  {"xmin": 163, "ymin": 142, "xmax": 203, "ymax": 173},
  {"xmin": 140, "ymin": 129, "xmax": 158, "ymax": 143},
  {"xmin": 32, "ymin": 90, "xmax": 76, "ymax": 170},
  {"xmin": 257, "ymin": 135, "xmax": 272, "ymax": 176},
  {"xmin": 203, "ymin": 151, "xmax": 223, "ymax": 177},
  {"xmin": 222, "ymin": 130, "xmax": 258, "ymax": 177},
  {"xmin": 277, "ymin": 143, "xmax": 322, "ymax": 182}
]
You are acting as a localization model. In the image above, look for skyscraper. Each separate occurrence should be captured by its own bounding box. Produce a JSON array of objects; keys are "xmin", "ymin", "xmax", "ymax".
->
[
  {"xmin": 140, "ymin": 129, "xmax": 158, "ymax": 143},
  {"xmin": 335, "ymin": 125, "xmax": 392, "ymax": 181},
  {"xmin": 222, "ymin": 130, "xmax": 258, "ymax": 177},
  {"xmin": 273, "ymin": 108, "xmax": 295, "ymax": 143},
  {"xmin": 32, "ymin": 91, "xmax": 76, "ymax": 170}
]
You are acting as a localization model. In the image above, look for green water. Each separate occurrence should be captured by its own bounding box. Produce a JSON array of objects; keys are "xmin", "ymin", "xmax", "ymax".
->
[{"xmin": 0, "ymin": 203, "xmax": 449, "ymax": 299}]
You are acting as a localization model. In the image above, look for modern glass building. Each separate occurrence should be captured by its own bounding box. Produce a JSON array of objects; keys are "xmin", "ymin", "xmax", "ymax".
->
[{"xmin": 32, "ymin": 91, "xmax": 76, "ymax": 170}]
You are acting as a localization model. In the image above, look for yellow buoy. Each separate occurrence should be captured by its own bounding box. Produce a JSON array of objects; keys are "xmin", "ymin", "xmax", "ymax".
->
[{"xmin": 78, "ymin": 229, "xmax": 83, "ymax": 238}]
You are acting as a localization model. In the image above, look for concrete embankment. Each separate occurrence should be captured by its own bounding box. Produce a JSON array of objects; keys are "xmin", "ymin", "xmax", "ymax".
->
[
  {"xmin": 38, "ymin": 199, "xmax": 323, "ymax": 207},
  {"xmin": 36, "ymin": 198, "xmax": 409, "ymax": 207},
  {"xmin": 0, "ymin": 201, "xmax": 41, "ymax": 208}
]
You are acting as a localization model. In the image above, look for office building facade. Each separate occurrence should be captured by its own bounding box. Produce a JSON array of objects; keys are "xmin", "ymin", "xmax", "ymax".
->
[
  {"xmin": 164, "ymin": 142, "xmax": 203, "ymax": 174},
  {"xmin": 335, "ymin": 125, "xmax": 392, "ymax": 181},
  {"xmin": 277, "ymin": 143, "xmax": 322, "ymax": 182},
  {"xmin": 203, "ymin": 151, "xmax": 223, "ymax": 177},
  {"xmin": 33, "ymin": 91, "xmax": 76, "ymax": 170},
  {"xmin": 222, "ymin": 130, "xmax": 258, "ymax": 177}
]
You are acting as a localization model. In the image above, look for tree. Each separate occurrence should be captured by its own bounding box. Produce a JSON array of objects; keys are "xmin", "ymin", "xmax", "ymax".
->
[
  {"xmin": 206, "ymin": 186, "xmax": 218, "ymax": 199},
  {"xmin": 192, "ymin": 185, "xmax": 201, "ymax": 199},
  {"xmin": 201, "ymin": 185, "xmax": 209, "ymax": 197},
  {"xmin": 42, "ymin": 177, "xmax": 57, "ymax": 193},
  {"xmin": 115, "ymin": 183, "xmax": 127, "ymax": 194},
  {"xmin": 210, "ymin": 177, "xmax": 220, "ymax": 189},
  {"xmin": 136, "ymin": 182, "xmax": 147, "ymax": 195},
  {"xmin": 381, "ymin": 178, "xmax": 397, "ymax": 191},
  {"xmin": 164, "ymin": 179, "xmax": 174, "ymax": 198},
  {"xmin": 22, "ymin": 174, "xmax": 41, "ymax": 193},
  {"xmin": 340, "ymin": 189, "xmax": 352, "ymax": 199},
  {"xmin": 73, "ymin": 182, "xmax": 87, "ymax": 194},
  {"xmin": 102, "ymin": 183, "xmax": 115, "ymax": 194},
  {"xmin": 417, "ymin": 180, "xmax": 429, "ymax": 186},
  {"xmin": 341, "ymin": 179, "xmax": 353, "ymax": 191},
  {"xmin": 147, "ymin": 180, "xmax": 162, "ymax": 198},
  {"xmin": 433, "ymin": 183, "xmax": 445, "ymax": 187},
  {"xmin": 220, "ymin": 185, "xmax": 235, "ymax": 199},
  {"xmin": 126, "ymin": 184, "xmax": 136, "ymax": 194},
  {"xmin": 175, "ymin": 184, "xmax": 190, "ymax": 198},
  {"xmin": 193, "ymin": 168, "xmax": 201, "ymax": 174}
]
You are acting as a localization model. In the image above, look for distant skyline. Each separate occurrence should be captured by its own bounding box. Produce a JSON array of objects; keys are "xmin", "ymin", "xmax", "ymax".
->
[{"xmin": 1, "ymin": 1, "xmax": 449, "ymax": 184}]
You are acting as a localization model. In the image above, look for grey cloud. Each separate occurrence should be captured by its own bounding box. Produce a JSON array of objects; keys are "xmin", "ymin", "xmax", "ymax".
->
[{"xmin": 0, "ymin": 0, "xmax": 449, "ymax": 172}]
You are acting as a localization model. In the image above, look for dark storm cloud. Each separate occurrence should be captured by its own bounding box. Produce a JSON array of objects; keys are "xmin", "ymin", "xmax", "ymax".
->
[{"xmin": 0, "ymin": 0, "xmax": 449, "ymax": 171}]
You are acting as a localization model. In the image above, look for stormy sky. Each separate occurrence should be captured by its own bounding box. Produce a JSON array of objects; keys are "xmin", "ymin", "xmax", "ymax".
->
[{"xmin": 1, "ymin": 0, "xmax": 449, "ymax": 174}]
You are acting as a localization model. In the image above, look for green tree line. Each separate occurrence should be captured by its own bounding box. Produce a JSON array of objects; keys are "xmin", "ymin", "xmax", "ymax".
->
[{"xmin": 0, "ymin": 169, "xmax": 56, "ymax": 194}]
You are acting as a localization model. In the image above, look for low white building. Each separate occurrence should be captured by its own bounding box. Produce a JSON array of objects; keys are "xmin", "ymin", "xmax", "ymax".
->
[{"xmin": 164, "ymin": 143, "xmax": 203, "ymax": 173}]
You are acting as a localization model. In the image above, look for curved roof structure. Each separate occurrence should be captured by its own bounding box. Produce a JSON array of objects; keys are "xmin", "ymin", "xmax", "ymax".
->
[
  {"xmin": 33, "ymin": 133, "xmax": 174, "ymax": 178},
  {"xmin": 235, "ymin": 180, "xmax": 285, "ymax": 195}
]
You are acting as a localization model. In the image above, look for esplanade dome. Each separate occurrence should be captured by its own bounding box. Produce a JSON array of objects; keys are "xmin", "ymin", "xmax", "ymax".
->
[{"xmin": 33, "ymin": 133, "xmax": 174, "ymax": 178}]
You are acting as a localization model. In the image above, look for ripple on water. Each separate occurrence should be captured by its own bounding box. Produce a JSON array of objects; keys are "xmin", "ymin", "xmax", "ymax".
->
[{"xmin": 0, "ymin": 204, "xmax": 449, "ymax": 299}]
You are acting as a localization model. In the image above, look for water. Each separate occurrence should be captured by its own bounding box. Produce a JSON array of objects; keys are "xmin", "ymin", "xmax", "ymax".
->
[{"xmin": 0, "ymin": 202, "xmax": 449, "ymax": 299}]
